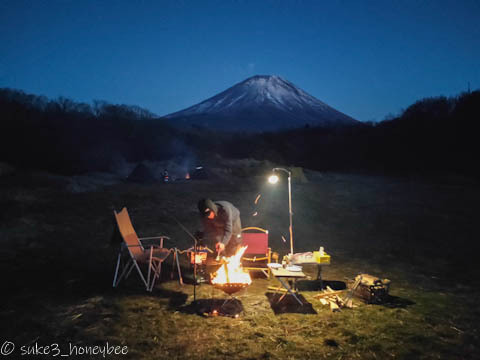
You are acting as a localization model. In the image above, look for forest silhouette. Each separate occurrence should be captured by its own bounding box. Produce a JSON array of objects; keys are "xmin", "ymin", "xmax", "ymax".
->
[{"xmin": 1, "ymin": 87, "xmax": 478, "ymax": 177}]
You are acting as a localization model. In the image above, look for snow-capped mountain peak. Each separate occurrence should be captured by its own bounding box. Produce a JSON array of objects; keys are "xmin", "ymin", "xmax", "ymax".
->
[{"xmin": 165, "ymin": 75, "xmax": 357, "ymax": 131}]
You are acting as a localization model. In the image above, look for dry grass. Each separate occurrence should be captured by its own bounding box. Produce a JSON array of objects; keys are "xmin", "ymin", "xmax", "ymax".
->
[{"xmin": 1, "ymin": 169, "xmax": 479, "ymax": 359}]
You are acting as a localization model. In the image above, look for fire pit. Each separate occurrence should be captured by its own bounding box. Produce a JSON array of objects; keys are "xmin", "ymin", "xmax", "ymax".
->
[
  {"xmin": 213, "ymin": 282, "xmax": 249, "ymax": 295},
  {"xmin": 210, "ymin": 246, "xmax": 252, "ymax": 312}
]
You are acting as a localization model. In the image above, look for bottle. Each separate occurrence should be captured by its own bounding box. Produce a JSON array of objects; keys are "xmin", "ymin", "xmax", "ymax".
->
[{"xmin": 320, "ymin": 247, "xmax": 324, "ymax": 256}]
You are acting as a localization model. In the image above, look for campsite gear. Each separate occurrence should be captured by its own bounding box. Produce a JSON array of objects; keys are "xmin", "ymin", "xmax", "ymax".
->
[
  {"xmin": 127, "ymin": 163, "xmax": 155, "ymax": 183},
  {"xmin": 292, "ymin": 248, "xmax": 331, "ymax": 289},
  {"xmin": 352, "ymin": 274, "xmax": 391, "ymax": 304},
  {"xmin": 268, "ymin": 263, "xmax": 282, "ymax": 269},
  {"xmin": 211, "ymin": 249, "xmax": 252, "ymax": 311},
  {"xmin": 171, "ymin": 248, "xmax": 184, "ymax": 285},
  {"xmin": 213, "ymin": 282, "xmax": 250, "ymax": 295},
  {"xmin": 286, "ymin": 265, "xmax": 302, "ymax": 272},
  {"xmin": 172, "ymin": 217, "xmax": 211, "ymax": 301},
  {"xmin": 183, "ymin": 246, "xmax": 209, "ymax": 284},
  {"xmin": 112, "ymin": 208, "xmax": 178, "ymax": 291},
  {"xmin": 241, "ymin": 227, "xmax": 271, "ymax": 278},
  {"xmin": 268, "ymin": 265, "xmax": 306, "ymax": 306},
  {"xmin": 313, "ymin": 249, "xmax": 331, "ymax": 264},
  {"xmin": 291, "ymin": 252, "xmax": 315, "ymax": 263},
  {"xmin": 212, "ymin": 280, "xmax": 249, "ymax": 316},
  {"xmin": 188, "ymin": 246, "xmax": 209, "ymax": 265}
]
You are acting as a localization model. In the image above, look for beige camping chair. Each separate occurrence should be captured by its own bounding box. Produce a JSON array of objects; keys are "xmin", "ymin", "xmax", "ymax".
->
[{"xmin": 112, "ymin": 207, "xmax": 174, "ymax": 292}]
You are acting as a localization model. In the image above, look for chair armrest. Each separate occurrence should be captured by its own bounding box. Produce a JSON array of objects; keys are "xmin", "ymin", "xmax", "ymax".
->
[
  {"xmin": 138, "ymin": 236, "xmax": 171, "ymax": 241},
  {"xmin": 243, "ymin": 255, "xmax": 269, "ymax": 262},
  {"xmin": 139, "ymin": 236, "xmax": 170, "ymax": 249}
]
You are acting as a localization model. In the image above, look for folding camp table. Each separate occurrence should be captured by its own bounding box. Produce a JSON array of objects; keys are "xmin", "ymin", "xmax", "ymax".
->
[
  {"xmin": 268, "ymin": 267, "xmax": 306, "ymax": 306},
  {"xmin": 291, "ymin": 251, "xmax": 331, "ymax": 290},
  {"xmin": 293, "ymin": 261, "xmax": 330, "ymax": 290}
]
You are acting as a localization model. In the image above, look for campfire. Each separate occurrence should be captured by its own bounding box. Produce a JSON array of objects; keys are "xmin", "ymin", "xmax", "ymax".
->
[{"xmin": 211, "ymin": 246, "xmax": 252, "ymax": 295}]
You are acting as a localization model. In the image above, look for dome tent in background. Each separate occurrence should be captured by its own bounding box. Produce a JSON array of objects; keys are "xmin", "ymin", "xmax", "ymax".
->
[{"xmin": 127, "ymin": 162, "xmax": 156, "ymax": 183}]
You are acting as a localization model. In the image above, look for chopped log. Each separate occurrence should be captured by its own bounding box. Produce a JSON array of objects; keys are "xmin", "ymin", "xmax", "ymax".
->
[
  {"xmin": 329, "ymin": 300, "xmax": 341, "ymax": 312},
  {"xmin": 341, "ymin": 275, "xmax": 363, "ymax": 305},
  {"xmin": 334, "ymin": 295, "xmax": 345, "ymax": 306},
  {"xmin": 319, "ymin": 298, "xmax": 328, "ymax": 305},
  {"xmin": 344, "ymin": 298, "xmax": 353, "ymax": 308},
  {"xmin": 313, "ymin": 290, "xmax": 345, "ymax": 298},
  {"xmin": 268, "ymin": 286, "xmax": 288, "ymax": 292}
]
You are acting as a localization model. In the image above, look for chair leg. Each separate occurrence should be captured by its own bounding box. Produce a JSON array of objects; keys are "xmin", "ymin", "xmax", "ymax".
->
[
  {"xmin": 147, "ymin": 247, "xmax": 153, "ymax": 291},
  {"xmin": 131, "ymin": 261, "xmax": 149, "ymax": 290},
  {"xmin": 114, "ymin": 258, "xmax": 134, "ymax": 287},
  {"xmin": 175, "ymin": 248, "xmax": 183, "ymax": 285},
  {"xmin": 171, "ymin": 250, "xmax": 176, "ymax": 279},
  {"xmin": 156, "ymin": 261, "xmax": 162, "ymax": 289},
  {"xmin": 125, "ymin": 261, "xmax": 136, "ymax": 279},
  {"xmin": 113, "ymin": 251, "xmax": 122, "ymax": 287},
  {"xmin": 148, "ymin": 262, "xmax": 156, "ymax": 292},
  {"xmin": 268, "ymin": 248, "xmax": 272, "ymax": 279},
  {"xmin": 149, "ymin": 260, "xmax": 162, "ymax": 292}
]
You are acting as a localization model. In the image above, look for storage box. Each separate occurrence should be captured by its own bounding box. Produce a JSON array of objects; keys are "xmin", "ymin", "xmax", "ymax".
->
[
  {"xmin": 353, "ymin": 274, "xmax": 391, "ymax": 304},
  {"xmin": 313, "ymin": 251, "xmax": 331, "ymax": 264}
]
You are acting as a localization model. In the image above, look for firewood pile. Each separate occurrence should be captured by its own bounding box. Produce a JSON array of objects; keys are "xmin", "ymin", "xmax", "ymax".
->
[
  {"xmin": 314, "ymin": 276, "xmax": 363, "ymax": 312},
  {"xmin": 313, "ymin": 286, "xmax": 355, "ymax": 312},
  {"xmin": 314, "ymin": 274, "xmax": 391, "ymax": 311}
]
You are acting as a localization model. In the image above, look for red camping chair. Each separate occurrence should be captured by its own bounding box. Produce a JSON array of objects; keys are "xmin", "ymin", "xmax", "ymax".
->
[{"xmin": 241, "ymin": 227, "xmax": 271, "ymax": 278}]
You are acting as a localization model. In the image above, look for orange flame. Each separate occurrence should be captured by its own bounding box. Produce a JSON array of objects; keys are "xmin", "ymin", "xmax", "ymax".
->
[
  {"xmin": 211, "ymin": 246, "xmax": 252, "ymax": 285},
  {"xmin": 186, "ymin": 172, "xmax": 190, "ymax": 179}
]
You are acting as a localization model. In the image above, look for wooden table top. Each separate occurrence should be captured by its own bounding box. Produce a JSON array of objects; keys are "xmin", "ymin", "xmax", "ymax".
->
[{"xmin": 270, "ymin": 267, "xmax": 306, "ymax": 278}]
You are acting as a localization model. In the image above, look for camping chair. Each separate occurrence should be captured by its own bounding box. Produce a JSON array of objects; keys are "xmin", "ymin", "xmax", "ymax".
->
[
  {"xmin": 241, "ymin": 227, "xmax": 271, "ymax": 278},
  {"xmin": 112, "ymin": 207, "xmax": 174, "ymax": 292}
]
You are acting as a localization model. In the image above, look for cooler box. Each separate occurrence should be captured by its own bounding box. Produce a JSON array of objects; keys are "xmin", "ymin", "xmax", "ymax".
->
[{"xmin": 313, "ymin": 251, "xmax": 331, "ymax": 264}]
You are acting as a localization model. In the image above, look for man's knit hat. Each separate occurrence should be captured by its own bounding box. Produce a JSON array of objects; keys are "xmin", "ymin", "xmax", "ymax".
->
[{"xmin": 198, "ymin": 198, "xmax": 218, "ymax": 217}]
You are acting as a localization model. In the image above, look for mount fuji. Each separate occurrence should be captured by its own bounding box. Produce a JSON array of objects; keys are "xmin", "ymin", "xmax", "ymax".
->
[{"xmin": 165, "ymin": 75, "xmax": 358, "ymax": 131}]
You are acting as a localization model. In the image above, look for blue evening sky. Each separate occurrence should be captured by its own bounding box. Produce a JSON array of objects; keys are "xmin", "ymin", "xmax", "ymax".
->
[{"xmin": 1, "ymin": 0, "xmax": 479, "ymax": 122}]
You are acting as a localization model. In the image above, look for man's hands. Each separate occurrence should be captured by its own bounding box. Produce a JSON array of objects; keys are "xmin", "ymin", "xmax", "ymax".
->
[
  {"xmin": 216, "ymin": 242, "xmax": 225, "ymax": 253},
  {"xmin": 215, "ymin": 242, "xmax": 225, "ymax": 261}
]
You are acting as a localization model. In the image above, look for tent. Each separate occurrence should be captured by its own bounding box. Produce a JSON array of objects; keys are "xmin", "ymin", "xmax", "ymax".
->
[{"xmin": 127, "ymin": 163, "xmax": 156, "ymax": 183}]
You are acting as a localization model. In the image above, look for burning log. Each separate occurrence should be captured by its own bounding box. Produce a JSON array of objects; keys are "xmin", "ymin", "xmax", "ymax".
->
[{"xmin": 211, "ymin": 246, "xmax": 252, "ymax": 296}]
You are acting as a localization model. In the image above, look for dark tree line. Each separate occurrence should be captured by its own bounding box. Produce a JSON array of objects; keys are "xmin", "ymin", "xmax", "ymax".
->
[
  {"xmin": 1, "ymin": 87, "xmax": 479, "ymax": 177},
  {"xmin": 0, "ymin": 89, "xmax": 187, "ymax": 174},
  {"xmin": 211, "ymin": 90, "xmax": 480, "ymax": 177}
]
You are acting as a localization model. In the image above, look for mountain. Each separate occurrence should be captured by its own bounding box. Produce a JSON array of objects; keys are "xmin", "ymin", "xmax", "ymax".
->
[{"xmin": 165, "ymin": 75, "xmax": 358, "ymax": 131}]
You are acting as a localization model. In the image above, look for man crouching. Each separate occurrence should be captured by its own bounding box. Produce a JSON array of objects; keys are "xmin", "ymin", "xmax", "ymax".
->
[{"xmin": 197, "ymin": 198, "xmax": 242, "ymax": 258}]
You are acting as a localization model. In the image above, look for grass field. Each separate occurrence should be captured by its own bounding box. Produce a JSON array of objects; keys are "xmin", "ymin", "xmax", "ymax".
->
[{"xmin": 1, "ymin": 167, "xmax": 479, "ymax": 359}]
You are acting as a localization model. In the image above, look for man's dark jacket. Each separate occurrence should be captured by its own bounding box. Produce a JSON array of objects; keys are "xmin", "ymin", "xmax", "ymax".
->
[{"xmin": 202, "ymin": 200, "xmax": 242, "ymax": 246}]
